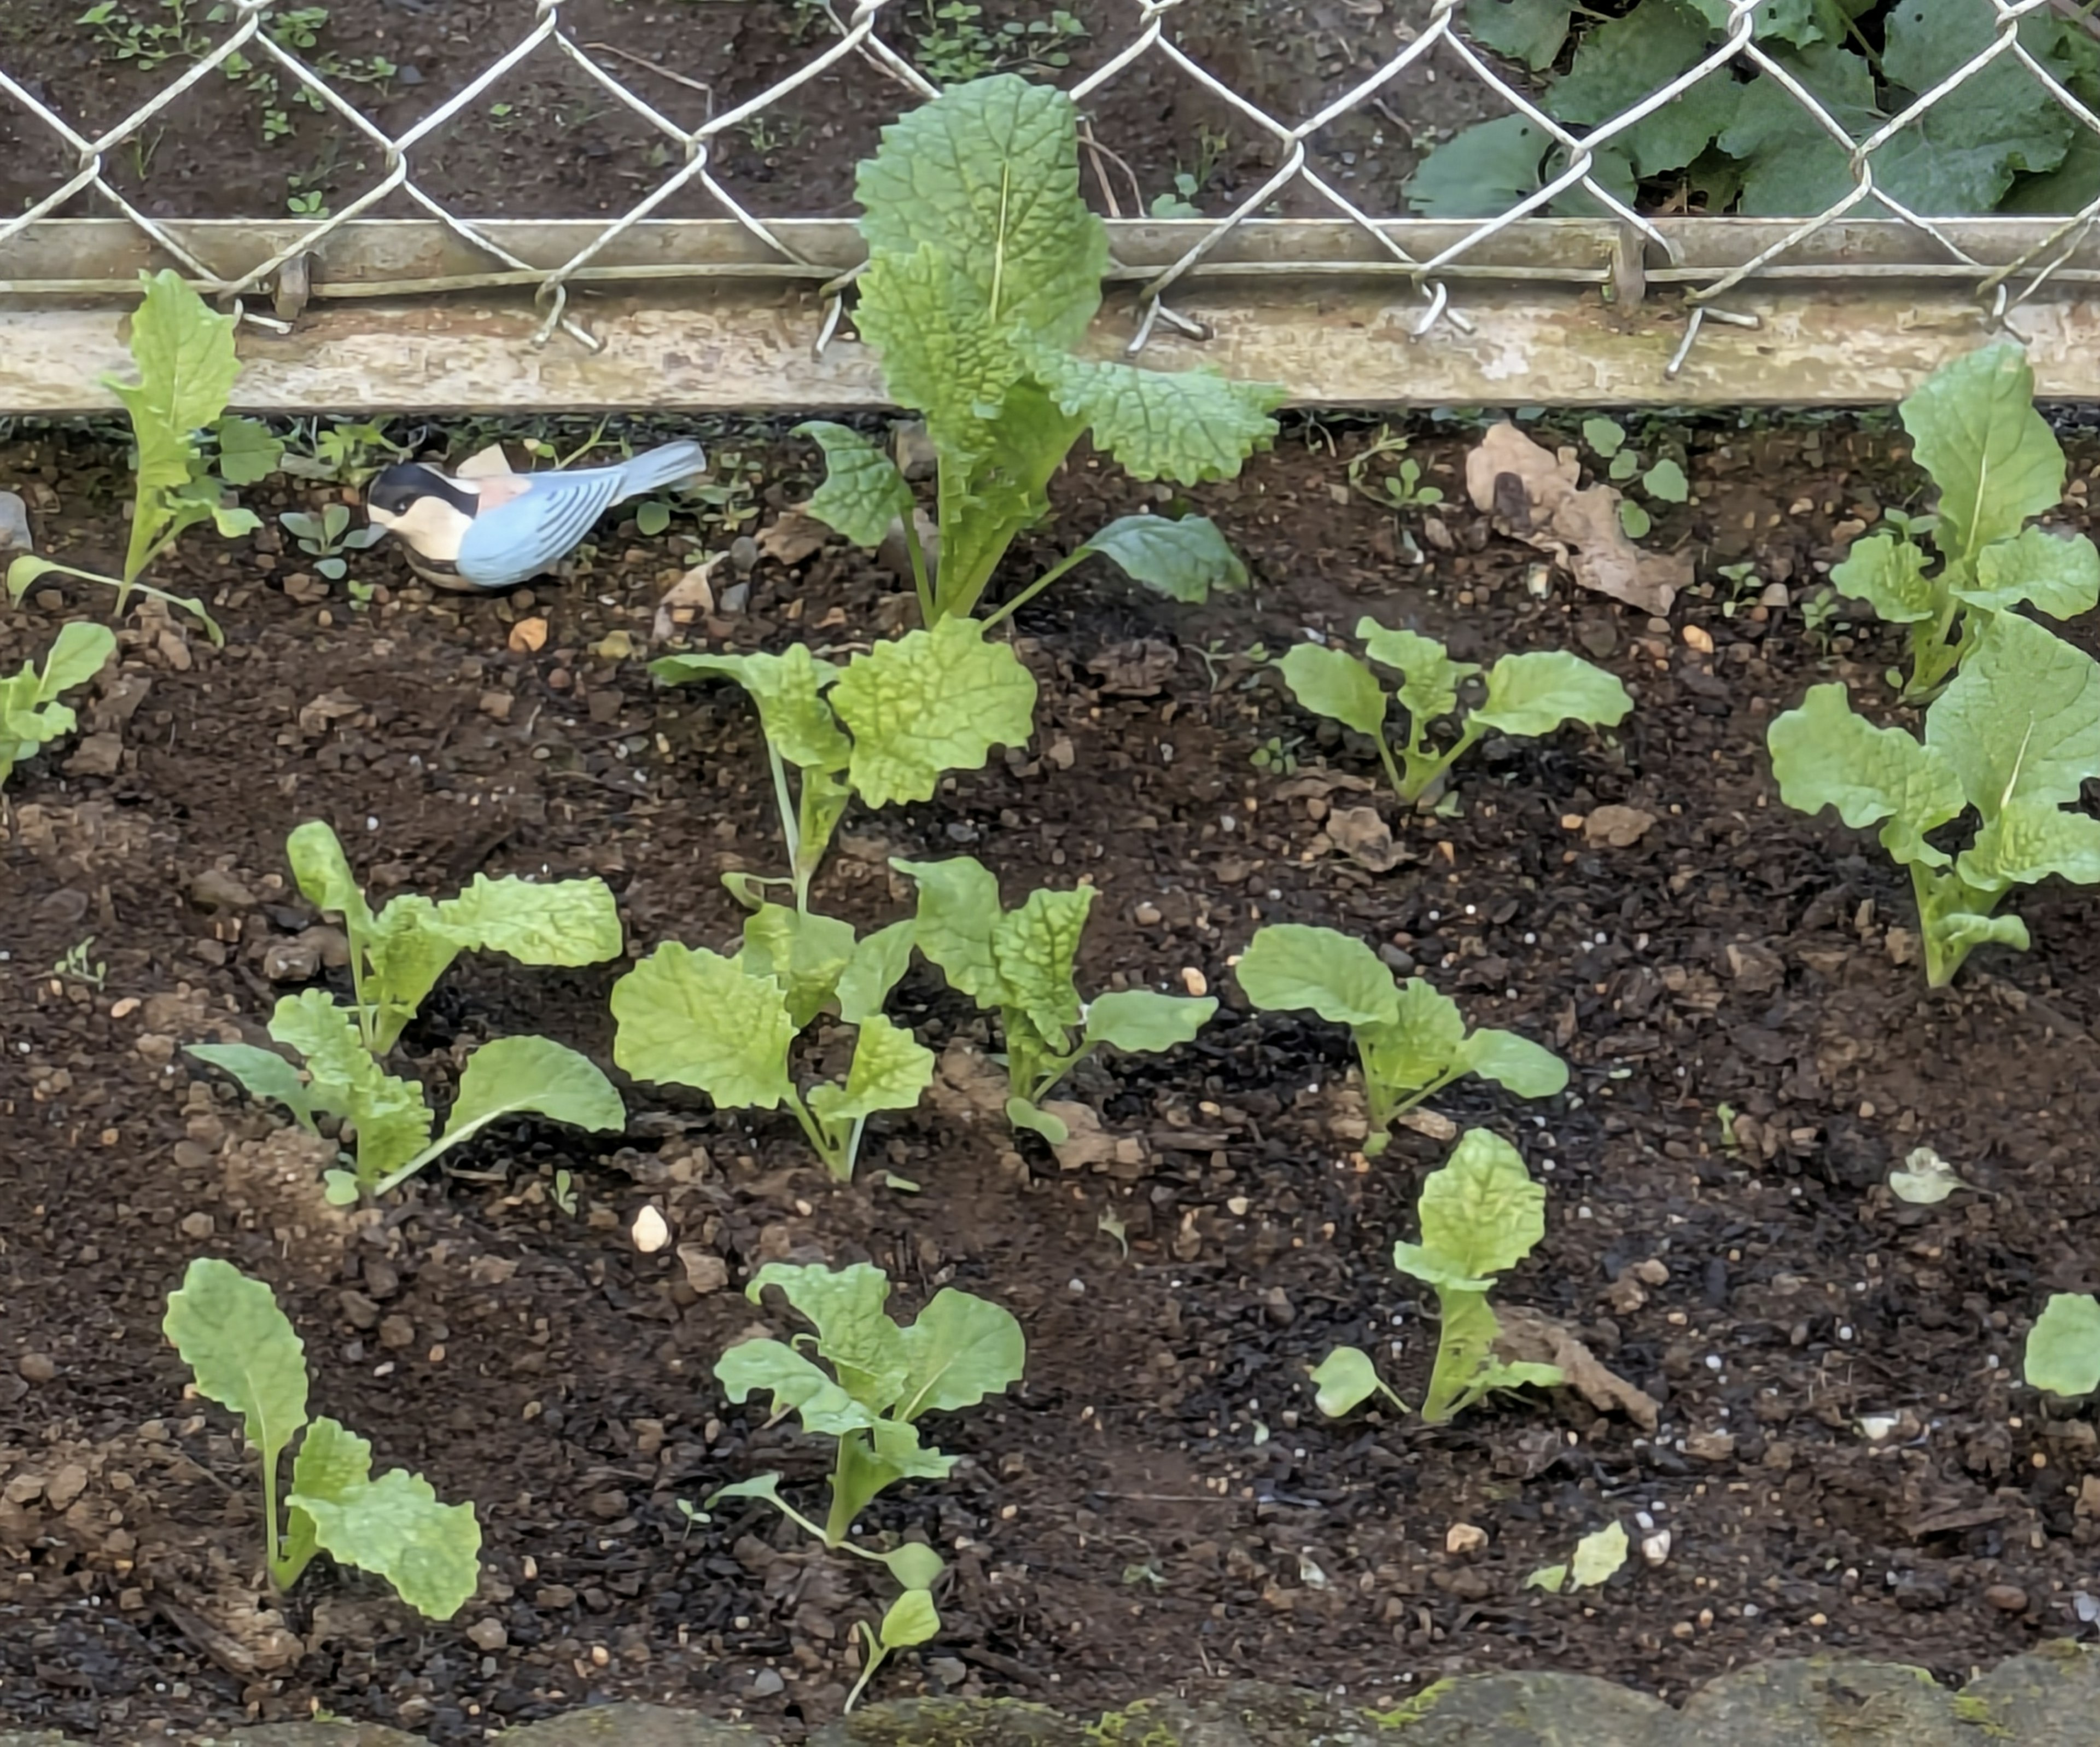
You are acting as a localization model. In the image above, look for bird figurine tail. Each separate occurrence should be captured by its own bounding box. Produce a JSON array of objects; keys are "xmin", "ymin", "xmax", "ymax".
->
[{"xmin": 610, "ymin": 440, "xmax": 707, "ymax": 501}]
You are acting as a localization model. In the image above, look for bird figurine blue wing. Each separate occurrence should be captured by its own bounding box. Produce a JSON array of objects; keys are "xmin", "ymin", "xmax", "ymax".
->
[{"xmin": 364, "ymin": 439, "xmax": 706, "ymax": 590}]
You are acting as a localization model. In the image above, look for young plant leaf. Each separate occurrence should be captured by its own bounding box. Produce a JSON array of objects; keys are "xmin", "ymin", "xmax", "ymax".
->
[
  {"xmin": 1569, "ymin": 1520, "xmax": 1630, "ymax": 1587},
  {"xmin": 1830, "ymin": 534, "xmax": 1935, "ymax": 623},
  {"xmin": 36, "ymin": 621, "xmax": 118, "ymax": 695},
  {"xmin": 1581, "ymin": 416, "xmax": 1626, "ymax": 459},
  {"xmin": 1082, "ymin": 514, "xmax": 1249, "ymax": 602},
  {"xmin": 1471, "ymin": 651, "xmax": 1632, "ymax": 738},
  {"xmin": 893, "ymin": 854, "xmax": 1005, "ymax": 1004},
  {"xmin": 162, "ymin": 1257, "xmax": 309, "ymax": 1466},
  {"xmin": 1929, "ymin": 610, "xmax": 2100, "ymax": 811},
  {"xmin": 1310, "ymin": 1346, "xmax": 1396, "ymax": 1417},
  {"xmin": 1414, "ymin": 1129, "xmax": 1547, "ymax": 1282},
  {"xmin": 1766, "ymin": 683, "xmax": 1964, "ymax": 867},
  {"xmin": 214, "ymin": 416, "xmax": 283, "ymax": 486},
  {"xmin": 1642, "ymin": 459, "xmax": 1689, "ymax": 503},
  {"xmin": 1234, "ymin": 923, "xmax": 1399, "ymax": 1028},
  {"xmin": 894, "ymin": 1288, "xmax": 1027, "ymax": 1418},
  {"xmin": 1361, "ymin": 977, "xmax": 1471, "ymax": 1092},
  {"xmin": 268, "ymin": 990, "xmax": 433, "ymax": 1180},
  {"xmin": 1358, "ymin": 619, "xmax": 1479, "ymax": 725},
  {"xmin": 743, "ymin": 904, "xmax": 860, "ymax": 1028},
  {"xmin": 105, "ymin": 269, "xmax": 241, "ymax": 503},
  {"xmin": 431, "ymin": 874, "xmax": 625, "ymax": 968},
  {"xmin": 880, "ymin": 1541, "xmax": 948, "ymax": 1592},
  {"xmin": 1082, "ymin": 989, "xmax": 1217, "ymax": 1055},
  {"xmin": 989, "ymin": 886, "xmax": 1092, "ymax": 1040},
  {"xmin": 1960, "ymin": 526, "xmax": 2100, "ymax": 619},
  {"xmin": 1900, "ymin": 340, "xmax": 2063, "ymax": 565},
  {"xmin": 837, "ymin": 918, "xmax": 919, "ymax": 1026},
  {"xmin": 286, "ymin": 818, "xmax": 373, "ymax": 928},
  {"xmin": 288, "ymin": 1419, "xmax": 481, "ymax": 1620},
  {"xmin": 1279, "ymin": 643, "xmax": 1388, "ymax": 739},
  {"xmin": 797, "ymin": 421, "xmax": 915, "ymax": 548},
  {"xmin": 749, "ymin": 1261, "xmax": 912, "ymax": 1409},
  {"xmin": 653, "ymin": 645, "xmax": 850, "ymax": 773},
  {"xmin": 611, "ymin": 944, "xmax": 796, "ymax": 1110},
  {"xmin": 877, "ymin": 1586, "xmax": 940, "ymax": 1648},
  {"xmin": 183, "ymin": 1042, "xmax": 318, "ymax": 1129},
  {"xmin": 2026, "ymin": 1293, "xmax": 2100, "ymax": 1397},
  {"xmin": 1454, "ymin": 1028, "xmax": 1571, "ymax": 1098},
  {"xmin": 429, "ymin": 1036, "xmax": 625, "ymax": 1154},
  {"xmin": 830, "ymin": 619, "xmax": 1037, "ymax": 806},
  {"xmin": 716, "ymin": 1339, "xmax": 882, "ymax": 1436},
  {"xmin": 806, "ymin": 1014, "xmax": 938, "ymax": 1129},
  {"xmin": 1029, "ymin": 351, "xmax": 1285, "ymax": 485}
]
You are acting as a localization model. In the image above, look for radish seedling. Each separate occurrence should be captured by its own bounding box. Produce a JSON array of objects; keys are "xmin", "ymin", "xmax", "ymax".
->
[
  {"xmin": 654, "ymin": 621, "xmax": 1037, "ymax": 914},
  {"xmin": 1235, "ymin": 923, "xmax": 1564, "ymax": 1154},
  {"xmin": 1768, "ymin": 611, "xmax": 2100, "ymax": 988},
  {"xmin": 189, "ymin": 991, "xmax": 626, "ymax": 1204},
  {"xmin": 280, "ymin": 818, "xmax": 623, "ymax": 1053},
  {"xmin": 1279, "ymin": 618, "xmax": 1630, "ymax": 804},
  {"xmin": 795, "ymin": 77, "xmax": 1282, "ymax": 625},
  {"xmin": 1, "ymin": 622, "xmax": 115, "ymax": 790},
  {"xmin": 163, "ymin": 1258, "xmax": 480, "ymax": 1618},
  {"xmin": 611, "ymin": 907, "xmax": 927, "ymax": 1180},
  {"xmin": 1830, "ymin": 343, "xmax": 2098, "ymax": 701},
  {"xmin": 710, "ymin": 1262, "xmax": 1023, "ymax": 1707},
  {"xmin": 1314, "ymin": 1129, "xmax": 1562, "ymax": 1425},
  {"xmin": 891, "ymin": 854, "xmax": 1217, "ymax": 1142}
]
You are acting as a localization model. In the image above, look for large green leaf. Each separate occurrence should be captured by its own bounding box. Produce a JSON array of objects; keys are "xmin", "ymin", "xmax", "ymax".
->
[
  {"xmin": 1547, "ymin": 0, "xmax": 1732, "ymax": 178},
  {"xmin": 213, "ymin": 415, "xmax": 282, "ymax": 487},
  {"xmin": 742, "ymin": 904, "xmax": 859, "ymax": 1028},
  {"xmin": 651, "ymin": 644, "xmax": 850, "ymax": 774},
  {"xmin": 1471, "ymin": 650, "xmax": 1632, "ymax": 737},
  {"xmin": 610, "ymin": 944, "xmax": 795, "ymax": 1110},
  {"xmin": 433, "ymin": 874, "xmax": 622, "ymax": 966},
  {"xmin": 747, "ymin": 1261, "xmax": 911, "ymax": 1412},
  {"xmin": 1463, "ymin": 0, "xmax": 1572, "ymax": 70},
  {"xmin": 2025, "ymin": 1292, "xmax": 2100, "ymax": 1396},
  {"xmin": 1718, "ymin": 44, "xmax": 1882, "ymax": 216},
  {"xmin": 989, "ymin": 886, "xmax": 1092, "ymax": 1040},
  {"xmin": 1357, "ymin": 620, "xmax": 1479, "ymax": 727},
  {"xmin": 288, "ymin": 1419, "xmax": 481, "ymax": 1621},
  {"xmin": 104, "ymin": 270, "xmax": 241, "ymax": 497},
  {"xmin": 37, "ymin": 622, "xmax": 117, "ymax": 697},
  {"xmin": 807, "ymin": 1014, "xmax": 937, "ymax": 1129},
  {"xmin": 715, "ymin": 1337, "xmax": 880, "ymax": 1436},
  {"xmin": 1027, "ymin": 350, "xmax": 1284, "ymax": 485},
  {"xmin": 1457, "ymin": 1027, "xmax": 1570, "ymax": 1098},
  {"xmin": 1278, "ymin": 644, "xmax": 1388, "ymax": 740},
  {"xmin": 854, "ymin": 247, "xmax": 1023, "ymax": 458},
  {"xmin": 1959, "ymin": 526, "xmax": 2100, "ymax": 619},
  {"xmin": 831, "ymin": 619, "xmax": 1038, "ymax": 807},
  {"xmin": 1359, "ymin": 977, "xmax": 1468, "ymax": 1092},
  {"xmin": 361, "ymin": 895, "xmax": 461, "ymax": 1045},
  {"xmin": 1900, "ymin": 343, "xmax": 2064, "ymax": 564},
  {"xmin": 895, "ymin": 1288, "xmax": 1026, "ymax": 1419},
  {"xmin": 894, "ymin": 854, "xmax": 1006, "ymax": 1006},
  {"xmin": 1405, "ymin": 116, "xmax": 1550, "ymax": 219},
  {"xmin": 1829, "ymin": 534, "xmax": 1935, "ymax": 624},
  {"xmin": 184, "ymin": 1041, "xmax": 317, "ymax": 1129},
  {"xmin": 1083, "ymin": 515, "xmax": 1248, "ymax": 603},
  {"xmin": 1414, "ymin": 1129, "xmax": 1547, "ymax": 1281},
  {"xmin": 1877, "ymin": 2, "xmax": 2073, "ymax": 217},
  {"xmin": 430, "ymin": 1036, "xmax": 625, "ymax": 1154},
  {"xmin": 856, "ymin": 74, "xmax": 1105, "ymax": 354},
  {"xmin": 163, "ymin": 1258, "xmax": 309, "ymax": 1469},
  {"xmin": 1929, "ymin": 610, "xmax": 2100, "ymax": 811},
  {"xmin": 1082, "ymin": 989, "xmax": 1215, "ymax": 1056},
  {"xmin": 1768, "ymin": 683, "xmax": 1963, "ymax": 867},
  {"xmin": 1235, "ymin": 923, "xmax": 1399, "ymax": 1029},
  {"xmin": 796, "ymin": 421, "xmax": 914, "ymax": 548},
  {"xmin": 837, "ymin": 918, "xmax": 918, "ymax": 1026},
  {"xmin": 1959, "ymin": 797, "xmax": 2100, "ymax": 890}
]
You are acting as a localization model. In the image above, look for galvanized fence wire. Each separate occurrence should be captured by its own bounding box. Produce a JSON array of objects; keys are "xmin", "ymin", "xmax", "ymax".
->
[{"xmin": 4, "ymin": 0, "xmax": 2100, "ymax": 369}]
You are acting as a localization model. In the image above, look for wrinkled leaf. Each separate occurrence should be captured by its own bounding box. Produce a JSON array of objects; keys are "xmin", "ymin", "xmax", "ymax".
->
[
  {"xmin": 831, "ymin": 619, "xmax": 1038, "ymax": 807},
  {"xmin": 747, "ymin": 1261, "xmax": 911, "ymax": 1412},
  {"xmin": 288, "ymin": 1418, "xmax": 481, "ymax": 1620},
  {"xmin": 1415, "ymin": 1129, "xmax": 1546, "ymax": 1282},
  {"xmin": 743, "ymin": 904, "xmax": 859, "ymax": 1028},
  {"xmin": 1083, "ymin": 514, "xmax": 1249, "ymax": 602},
  {"xmin": 1473, "ymin": 650, "xmax": 1632, "ymax": 738},
  {"xmin": 1930, "ymin": 610, "xmax": 2100, "ymax": 812},
  {"xmin": 1888, "ymin": 1145, "xmax": 1967, "ymax": 1205},
  {"xmin": 1959, "ymin": 526, "xmax": 2100, "ymax": 620},
  {"xmin": 1360, "ymin": 977, "xmax": 1469, "ymax": 1093},
  {"xmin": 797, "ymin": 421, "xmax": 915, "ymax": 548},
  {"xmin": 715, "ymin": 1337, "xmax": 881, "ymax": 1435},
  {"xmin": 1830, "ymin": 533, "xmax": 1935, "ymax": 624},
  {"xmin": 651, "ymin": 644, "xmax": 850, "ymax": 773},
  {"xmin": 105, "ymin": 270, "xmax": 240, "ymax": 498},
  {"xmin": 1082, "ymin": 989, "xmax": 1215, "ymax": 1056},
  {"xmin": 1768, "ymin": 683, "xmax": 1963, "ymax": 867},
  {"xmin": 611, "ymin": 944, "xmax": 796, "ymax": 1110},
  {"xmin": 267, "ymin": 990, "xmax": 431, "ymax": 1180},
  {"xmin": 432, "ymin": 874, "xmax": 623, "ymax": 967},
  {"xmin": 989, "ymin": 886, "xmax": 1092, "ymax": 1041},
  {"xmin": 2027, "ymin": 1292, "xmax": 2100, "ymax": 1397},
  {"xmin": 163, "ymin": 1257, "xmax": 308, "ymax": 1467},
  {"xmin": 806, "ymin": 1014, "xmax": 938, "ymax": 1129},
  {"xmin": 1357, "ymin": 619, "xmax": 1479, "ymax": 727},
  {"xmin": 1029, "ymin": 350, "xmax": 1284, "ymax": 485}
]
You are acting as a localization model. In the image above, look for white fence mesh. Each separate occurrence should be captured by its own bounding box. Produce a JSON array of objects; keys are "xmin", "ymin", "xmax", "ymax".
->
[{"xmin": 4, "ymin": 0, "xmax": 2100, "ymax": 369}]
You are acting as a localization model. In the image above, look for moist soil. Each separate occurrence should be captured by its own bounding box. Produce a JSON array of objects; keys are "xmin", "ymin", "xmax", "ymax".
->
[
  {"xmin": 7, "ymin": 411, "xmax": 2100, "ymax": 1744},
  {"xmin": 0, "ymin": 0, "xmax": 1490, "ymax": 226}
]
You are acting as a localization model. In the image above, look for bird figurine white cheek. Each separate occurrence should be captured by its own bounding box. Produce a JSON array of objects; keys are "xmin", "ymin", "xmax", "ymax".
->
[{"xmin": 363, "ymin": 438, "xmax": 706, "ymax": 590}]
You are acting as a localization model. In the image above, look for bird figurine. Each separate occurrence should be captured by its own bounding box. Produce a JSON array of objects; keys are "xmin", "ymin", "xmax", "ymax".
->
[{"xmin": 363, "ymin": 438, "xmax": 707, "ymax": 590}]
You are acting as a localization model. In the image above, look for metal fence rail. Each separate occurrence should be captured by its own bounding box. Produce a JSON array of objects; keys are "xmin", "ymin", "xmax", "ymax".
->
[{"xmin": 5, "ymin": 0, "xmax": 2100, "ymax": 406}]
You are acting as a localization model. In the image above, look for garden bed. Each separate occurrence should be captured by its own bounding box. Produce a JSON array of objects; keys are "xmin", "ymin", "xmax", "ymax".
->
[{"xmin": 5, "ymin": 410, "xmax": 2100, "ymax": 1744}]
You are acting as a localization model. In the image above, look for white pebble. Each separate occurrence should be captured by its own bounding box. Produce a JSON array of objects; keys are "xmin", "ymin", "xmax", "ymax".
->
[{"xmin": 631, "ymin": 1204, "xmax": 671, "ymax": 1253}]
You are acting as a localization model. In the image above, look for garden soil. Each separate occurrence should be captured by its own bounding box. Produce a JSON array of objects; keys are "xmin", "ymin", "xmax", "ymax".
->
[{"xmin": 6, "ymin": 412, "xmax": 2100, "ymax": 1744}]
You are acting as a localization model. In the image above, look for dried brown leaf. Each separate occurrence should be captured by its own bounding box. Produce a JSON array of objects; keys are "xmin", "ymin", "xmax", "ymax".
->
[{"xmin": 1494, "ymin": 1307, "xmax": 1660, "ymax": 1432}]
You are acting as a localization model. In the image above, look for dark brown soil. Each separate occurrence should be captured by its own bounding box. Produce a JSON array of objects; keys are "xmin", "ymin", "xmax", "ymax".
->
[
  {"xmin": 6, "ymin": 412, "xmax": 2100, "ymax": 1745},
  {"xmin": 0, "ymin": 0, "xmax": 1493, "ymax": 227}
]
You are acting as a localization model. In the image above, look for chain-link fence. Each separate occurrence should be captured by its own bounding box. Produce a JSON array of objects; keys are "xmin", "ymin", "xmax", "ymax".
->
[{"xmin": 4, "ymin": 0, "xmax": 2100, "ymax": 389}]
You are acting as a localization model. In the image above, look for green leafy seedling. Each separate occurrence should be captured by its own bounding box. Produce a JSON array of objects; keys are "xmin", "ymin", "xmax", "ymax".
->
[
  {"xmin": 5, "ymin": 269, "xmax": 282, "ymax": 642},
  {"xmin": 1313, "ymin": 1129, "xmax": 1563, "ymax": 1425},
  {"xmin": 2027, "ymin": 1293, "xmax": 2100, "ymax": 1399},
  {"xmin": 710, "ymin": 1262, "xmax": 1023, "ymax": 1704},
  {"xmin": 891, "ymin": 855, "xmax": 1216, "ymax": 1143},
  {"xmin": 279, "ymin": 818, "xmax": 624, "ymax": 1054},
  {"xmin": 1, "ymin": 622, "xmax": 116, "ymax": 790},
  {"xmin": 796, "ymin": 77, "xmax": 1283, "ymax": 624},
  {"xmin": 1768, "ymin": 612, "xmax": 2100, "ymax": 988},
  {"xmin": 163, "ymin": 1257, "xmax": 480, "ymax": 1616},
  {"xmin": 611, "ymin": 908, "xmax": 929, "ymax": 1180},
  {"xmin": 1235, "ymin": 923, "xmax": 1564, "ymax": 1155},
  {"xmin": 1830, "ymin": 344, "xmax": 2097, "ymax": 701},
  {"xmin": 652, "ymin": 622, "xmax": 1036, "ymax": 914},
  {"xmin": 1525, "ymin": 1521, "xmax": 1629, "ymax": 1594},
  {"xmin": 281, "ymin": 502, "xmax": 386, "ymax": 580},
  {"xmin": 189, "ymin": 993, "xmax": 626, "ymax": 1203},
  {"xmin": 1346, "ymin": 426, "xmax": 1444, "ymax": 512},
  {"xmin": 1278, "ymin": 618, "xmax": 1630, "ymax": 805}
]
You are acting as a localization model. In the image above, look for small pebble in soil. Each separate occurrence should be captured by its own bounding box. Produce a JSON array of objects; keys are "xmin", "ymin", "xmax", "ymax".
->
[
  {"xmin": 748, "ymin": 1669, "xmax": 785, "ymax": 1698},
  {"xmin": 1444, "ymin": 1523, "xmax": 1486, "ymax": 1556},
  {"xmin": 1986, "ymin": 1584, "xmax": 2029, "ymax": 1613},
  {"xmin": 466, "ymin": 1619, "xmax": 508, "ymax": 1651},
  {"xmin": 17, "ymin": 1353, "xmax": 55, "ymax": 1384},
  {"xmin": 632, "ymin": 1205, "xmax": 671, "ymax": 1253}
]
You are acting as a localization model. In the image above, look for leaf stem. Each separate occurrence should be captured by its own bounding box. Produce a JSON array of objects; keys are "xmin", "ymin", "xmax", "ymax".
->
[
  {"xmin": 978, "ymin": 543, "xmax": 1094, "ymax": 632},
  {"xmin": 767, "ymin": 742, "xmax": 805, "ymax": 911},
  {"xmin": 901, "ymin": 510, "xmax": 936, "ymax": 627},
  {"xmin": 7, "ymin": 556, "xmax": 224, "ymax": 645}
]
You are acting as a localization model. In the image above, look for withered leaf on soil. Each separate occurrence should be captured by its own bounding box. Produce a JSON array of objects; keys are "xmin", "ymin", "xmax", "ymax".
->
[
  {"xmin": 1494, "ymin": 1306, "xmax": 1660, "ymax": 1432},
  {"xmin": 1464, "ymin": 422, "xmax": 1687, "ymax": 615},
  {"xmin": 1086, "ymin": 637, "xmax": 1179, "ymax": 697},
  {"xmin": 756, "ymin": 508, "xmax": 832, "ymax": 567},
  {"xmin": 1323, "ymin": 804, "xmax": 1409, "ymax": 872}
]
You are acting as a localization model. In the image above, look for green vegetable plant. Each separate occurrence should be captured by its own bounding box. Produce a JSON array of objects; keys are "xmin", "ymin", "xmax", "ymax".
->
[
  {"xmin": 1829, "ymin": 344, "xmax": 2097, "ymax": 701},
  {"xmin": 1235, "ymin": 924, "xmax": 1565, "ymax": 1155},
  {"xmin": 711, "ymin": 1261, "xmax": 1024, "ymax": 1708},
  {"xmin": 279, "ymin": 818, "xmax": 625, "ymax": 1055},
  {"xmin": 1278, "ymin": 618, "xmax": 1631, "ymax": 806},
  {"xmin": 1, "ymin": 622, "xmax": 116, "ymax": 790},
  {"xmin": 1577, "ymin": 417, "xmax": 1689, "ymax": 541},
  {"xmin": 280, "ymin": 502, "xmax": 386, "ymax": 580},
  {"xmin": 653, "ymin": 621, "xmax": 1036, "ymax": 914},
  {"xmin": 1767, "ymin": 610, "xmax": 2100, "ymax": 988},
  {"xmin": 189, "ymin": 991, "xmax": 626, "ymax": 1204},
  {"xmin": 611, "ymin": 908, "xmax": 931, "ymax": 1180},
  {"xmin": 5, "ymin": 270, "xmax": 282, "ymax": 643},
  {"xmin": 1311, "ymin": 1129, "xmax": 1562, "ymax": 1426},
  {"xmin": 1346, "ymin": 426, "xmax": 1445, "ymax": 514},
  {"xmin": 796, "ymin": 75, "xmax": 1284, "ymax": 626},
  {"xmin": 2026, "ymin": 1292, "xmax": 2100, "ymax": 1399},
  {"xmin": 891, "ymin": 854, "xmax": 1217, "ymax": 1143},
  {"xmin": 163, "ymin": 1257, "xmax": 481, "ymax": 1617}
]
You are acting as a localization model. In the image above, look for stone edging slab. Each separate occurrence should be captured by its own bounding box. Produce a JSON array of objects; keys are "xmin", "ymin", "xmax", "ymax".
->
[{"xmin": 7, "ymin": 1650, "xmax": 2098, "ymax": 1746}]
